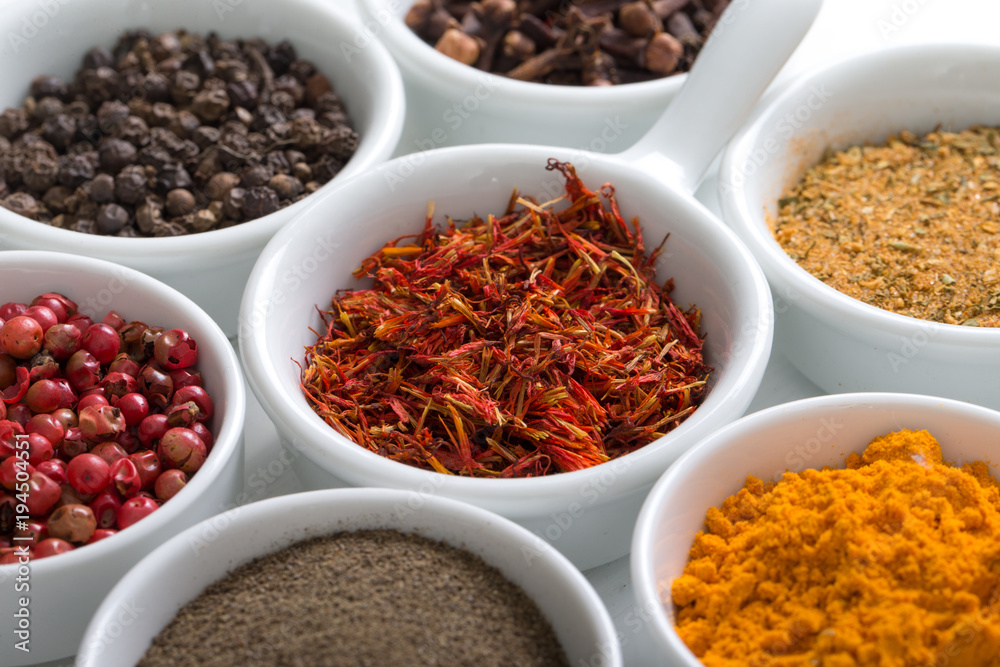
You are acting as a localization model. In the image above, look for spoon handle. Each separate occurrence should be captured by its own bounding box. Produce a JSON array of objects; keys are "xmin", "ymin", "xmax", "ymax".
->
[{"xmin": 620, "ymin": 0, "xmax": 824, "ymax": 194}]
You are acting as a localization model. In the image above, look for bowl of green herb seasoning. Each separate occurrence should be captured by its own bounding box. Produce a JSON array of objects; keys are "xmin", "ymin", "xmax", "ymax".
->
[{"xmin": 719, "ymin": 43, "xmax": 1000, "ymax": 409}]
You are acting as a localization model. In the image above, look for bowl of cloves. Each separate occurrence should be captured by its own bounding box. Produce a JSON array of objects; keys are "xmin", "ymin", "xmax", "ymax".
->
[
  {"xmin": 357, "ymin": 0, "xmax": 728, "ymax": 153},
  {"xmin": 0, "ymin": 0, "xmax": 405, "ymax": 337}
]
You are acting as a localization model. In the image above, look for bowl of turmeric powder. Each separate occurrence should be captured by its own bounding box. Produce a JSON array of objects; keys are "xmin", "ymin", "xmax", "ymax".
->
[
  {"xmin": 718, "ymin": 44, "xmax": 1000, "ymax": 409},
  {"xmin": 632, "ymin": 392, "xmax": 1000, "ymax": 665}
]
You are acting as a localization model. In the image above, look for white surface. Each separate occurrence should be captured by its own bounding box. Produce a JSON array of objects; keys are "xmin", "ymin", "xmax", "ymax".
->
[
  {"xmin": 0, "ymin": 0, "xmax": 404, "ymax": 338},
  {"xmin": 78, "ymin": 489, "xmax": 621, "ymax": 667},
  {"xmin": 0, "ymin": 252, "xmax": 246, "ymax": 667},
  {"xmin": 720, "ymin": 44, "xmax": 1000, "ymax": 408},
  {"xmin": 632, "ymin": 394, "xmax": 1000, "ymax": 663},
  {"xmin": 16, "ymin": 0, "xmax": 1000, "ymax": 664}
]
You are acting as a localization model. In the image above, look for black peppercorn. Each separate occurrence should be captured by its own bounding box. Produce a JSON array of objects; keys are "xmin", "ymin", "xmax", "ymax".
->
[
  {"xmin": 42, "ymin": 185, "xmax": 76, "ymax": 214},
  {"xmin": 81, "ymin": 67, "xmax": 120, "ymax": 104},
  {"xmin": 135, "ymin": 199, "xmax": 163, "ymax": 234},
  {"xmin": 239, "ymin": 164, "xmax": 272, "ymax": 188},
  {"xmin": 0, "ymin": 109, "xmax": 29, "ymax": 139},
  {"xmin": 96, "ymin": 202, "xmax": 129, "ymax": 234},
  {"xmin": 226, "ymin": 79, "xmax": 259, "ymax": 109},
  {"xmin": 171, "ymin": 71, "xmax": 200, "ymax": 106},
  {"xmin": 155, "ymin": 163, "xmax": 193, "ymax": 192},
  {"xmin": 83, "ymin": 46, "xmax": 114, "ymax": 70},
  {"xmin": 165, "ymin": 188, "xmax": 196, "ymax": 217},
  {"xmin": 269, "ymin": 174, "xmax": 303, "ymax": 200},
  {"xmin": 167, "ymin": 110, "xmax": 200, "ymax": 139},
  {"xmin": 96, "ymin": 100, "xmax": 131, "ymax": 133},
  {"xmin": 1, "ymin": 192, "xmax": 40, "ymax": 219},
  {"xmin": 266, "ymin": 40, "xmax": 297, "ymax": 76},
  {"xmin": 99, "ymin": 138, "xmax": 138, "ymax": 173},
  {"xmin": 191, "ymin": 126, "xmax": 221, "ymax": 149},
  {"xmin": 205, "ymin": 172, "xmax": 240, "ymax": 200},
  {"xmin": 33, "ymin": 97, "xmax": 65, "ymax": 121},
  {"xmin": 114, "ymin": 116, "xmax": 151, "ymax": 147},
  {"xmin": 73, "ymin": 218, "xmax": 97, "ymax": 234},
  {"xmin": 57, "ymin": 154, "xmax": 95, "ymax": 188},
  {"xmin": 23, "ymin": 156, "xmax": 59, "ymax": 192},
  {"xmin": 89, "ymin": 173, "xmax": 116, "ymax": 203},
  {"xmin": 0, "ymin": 28, "xmax": 358, "ymax": 236},
  {"xmin": 138, "ymin": 144, "xmax": 172, "ymax": 170},
  {"xmin": 29, "ymin": 76, "xmax": 68, "ymax": 101},
  {"xmin": 241, "ymin": 186, "xmax": 279, "ymax": 220},
  {"xmin": 115, "ymin": 165, "xmax": 148, "ymax": 204},
  {"xmin": 222, "ymin": 186, "xmax": 246, "ymax": 220},
  {"xmin": 42, "ymin": 114, "xmax": 77, "ymax": 150}
]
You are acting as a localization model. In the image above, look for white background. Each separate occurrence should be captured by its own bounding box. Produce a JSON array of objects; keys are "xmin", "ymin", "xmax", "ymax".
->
[{"xmin": 17, "ymin": 0, "xmax": 1000, "ymax": 664}]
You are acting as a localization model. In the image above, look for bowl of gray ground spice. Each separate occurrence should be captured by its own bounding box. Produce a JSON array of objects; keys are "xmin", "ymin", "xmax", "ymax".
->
[
  {"xmin": 77, "ymin": 488, "xmax": 621, "ymax": 666},
  {"xmin": 0, "ymin": 0, "xmax": 404, "ymax": 338}
]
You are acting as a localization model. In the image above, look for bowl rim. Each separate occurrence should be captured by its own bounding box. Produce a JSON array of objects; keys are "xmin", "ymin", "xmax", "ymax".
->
[
  {"xmin": 77, "ymin": 487, "xmax": 623, "ymax": 665},
  {"xmin": 719, "ymin": 42, "xmax": 1000, "ymax": 345},
  {"xmin": 0, "ymin": 250, "xmax": 246, "ymax": 575},
  {"xmin": 355, "ymin": 0, "xmax": 690, "ymax": 105},
  {"xmin": 0, "ymin": 0, "xmax": 405, "ymax": 260},
  {"xmin": 630, "ymin": 391, "xmax": 1000, "ymax": 663},
  {"xmin": 238, "ymin": 142, "xmax": 773, "ymax": 502}
]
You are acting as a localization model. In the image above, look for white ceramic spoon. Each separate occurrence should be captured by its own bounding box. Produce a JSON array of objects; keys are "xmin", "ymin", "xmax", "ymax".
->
[{"xmin": 239, "ymin": 0, "xmax": 824, "ymax": 571}]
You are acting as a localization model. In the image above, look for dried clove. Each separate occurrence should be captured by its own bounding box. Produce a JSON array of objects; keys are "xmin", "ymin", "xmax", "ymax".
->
[{"xmin": 406, "ymin": 0, "xmax": 715, "ymax": 85}]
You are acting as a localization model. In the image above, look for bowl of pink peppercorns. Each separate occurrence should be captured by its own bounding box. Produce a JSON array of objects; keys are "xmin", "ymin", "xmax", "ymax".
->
[{"xmin": 0, "ymin": 250, "xmax": 245, "ymax": 666}]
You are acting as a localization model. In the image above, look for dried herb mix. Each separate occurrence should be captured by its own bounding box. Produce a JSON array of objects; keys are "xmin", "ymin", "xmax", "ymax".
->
[
  {"xmin": 407, "ymin": 0, "xmax": 723, "ymax": 86},
  {"xmin": 774, "ymin": 126, "xmax": 1000, "ymax": 327},
  {"xmin": 301, "ymin": 160, "xmax": 712, "ymax": 478},
  {"xmin": 138, "ymin": 529, "xmax": 569, "ymax": 667},
  {"xmin": 0, "ymin": 29, "xmax": 358, "ymax": 236}
]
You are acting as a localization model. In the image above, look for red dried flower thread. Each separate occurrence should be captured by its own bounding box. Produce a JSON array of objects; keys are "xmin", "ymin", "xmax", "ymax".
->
[{"xmin": 301, "ymin": 160, "xmax": 712, "ymax": 478}]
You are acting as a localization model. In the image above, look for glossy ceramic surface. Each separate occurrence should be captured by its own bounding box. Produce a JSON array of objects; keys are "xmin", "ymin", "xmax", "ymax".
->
[
  {"xmin": 719, "ymin": 45, "xmax": 1000, "ymax": 408},
  {"xmin": 77, "ymin": 489, "xmax": 622, "ymax": 666},
  {"xmin": 0, "ymin": 0, "xmax": 404, "ymax": 337},
  {"xmin": 0, "ymin": 251, "xmax": 245, "ymax": 666},
  {"xmin": 632, "ymin": 393, "xmax": 1000, "ymax": 663}
]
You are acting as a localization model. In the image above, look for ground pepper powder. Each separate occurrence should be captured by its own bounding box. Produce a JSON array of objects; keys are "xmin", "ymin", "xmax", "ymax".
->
[
  {"xmin": 672, "ymin": 429, "xmax": 1000, "ymax": 666},
  {"xmin": 773, "ymin": 127, "xmax": 1000, "ymax": 327},
  {"xmin": 139, "ymin": 529, "xmax": 568, "ymax": 667}
]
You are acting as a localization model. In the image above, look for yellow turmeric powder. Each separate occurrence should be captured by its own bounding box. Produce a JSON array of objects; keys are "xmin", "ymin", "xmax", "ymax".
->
[{"xmin": 672, "ymin": 429, "xmax": 1000, "ymax": 667}]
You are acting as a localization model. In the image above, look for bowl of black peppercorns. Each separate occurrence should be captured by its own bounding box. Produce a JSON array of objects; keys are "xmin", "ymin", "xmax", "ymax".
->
[{"xmin": 0, "ymin": 0, "xmax": 405, "ymax": 337}]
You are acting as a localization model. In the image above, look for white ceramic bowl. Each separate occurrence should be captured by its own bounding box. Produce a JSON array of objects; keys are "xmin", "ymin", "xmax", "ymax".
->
[
  {"xmin": 0, "ymin": 251, "xmax": 245, "ymax": 666},
  {"xmin": 76, "ymin": 488, "xmax": 622, "ymax": 666},
  {"xmin": 239, "ymin": 144, "xmax": 773, "ymax": 573},
  {"xmin": 719, "ymin": 45, "xmax": 1000, "ymax": 409},
  {"xmin": 357, "ymin": 0, "xmax": 685, "ymax": 152},
  {"xmin": 239, "ymin": 0, "xmax": 822, "ymax": 571},
  {"xmin": 0, "ymin": 0, "xmax": 404, "ymax": 337},
  {"xmin": 632, "ymin": 392, "xmax": 1000, "ymax": 664}
]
